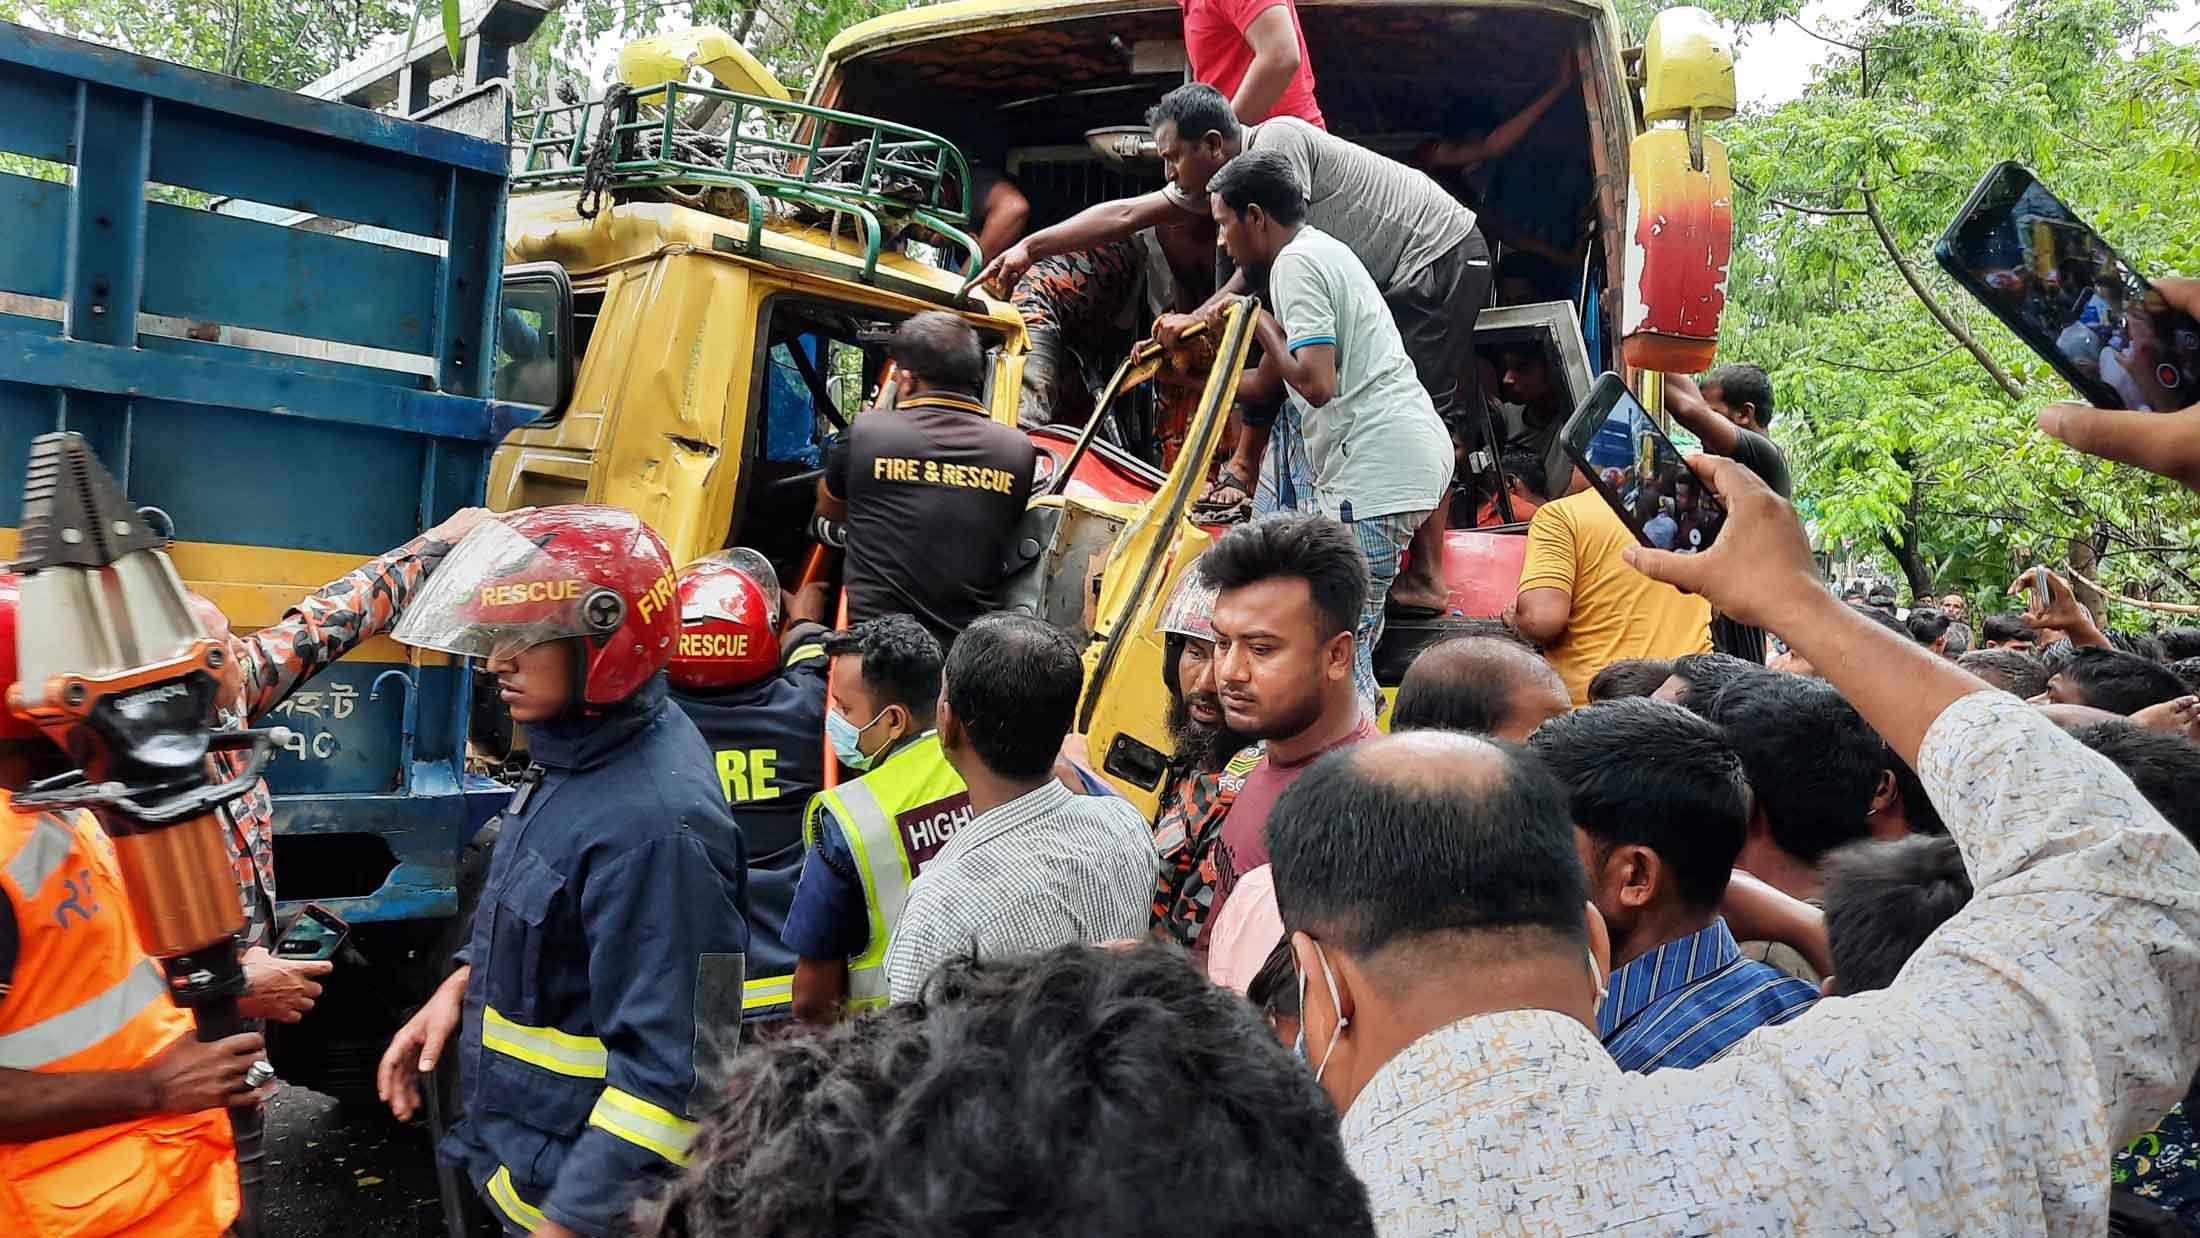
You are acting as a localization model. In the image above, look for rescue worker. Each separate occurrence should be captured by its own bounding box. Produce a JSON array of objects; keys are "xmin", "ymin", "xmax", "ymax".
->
[
  {"xmin": 665, "ymin": 551, "xmax": 830, "ymax": 1026},
  {"xmin": 186, "ymin": 505, "xmax": 500, "ymax": 1028},
  {"xmin": 782, "ymin": 615, "xmax": 970, "ymax": 1023},
  {"xmin": 816, "ymin": 312, "xmax": 1038, "ymax": 650},
  {"xmin": 0, "ymin": 574, "xmax": 262, "ymax": 1236},
  {"xmin": 374, "ymin": 505, "xmax": 749, "ymax": 1238},
  {"xmin": 1150, "ymin": 560, "xmax": 1265, "ymax": 955}
]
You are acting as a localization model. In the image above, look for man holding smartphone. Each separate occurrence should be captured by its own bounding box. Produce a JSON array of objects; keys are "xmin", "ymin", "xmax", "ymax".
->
[
  {"xmin": 1663, "ymin": 367, "xmax": 1790, "ymax": 663},
  {"xmin": 2038, "ymin": 276, "xmax": 2200, "ymax": 492}
]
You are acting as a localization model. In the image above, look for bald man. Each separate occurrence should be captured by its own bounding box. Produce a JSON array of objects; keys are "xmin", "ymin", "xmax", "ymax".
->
[{"xmin": 1391, "ymin": 633, "xmax": 1570, "ymax": 742}]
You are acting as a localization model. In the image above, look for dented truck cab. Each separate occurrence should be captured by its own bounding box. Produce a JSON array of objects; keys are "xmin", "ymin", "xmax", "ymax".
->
[
  {"xmin": 809, "ymin": 0, "xmax": 1739, "ymax": 811},
  {"xmin": 482, "ymin": 3, "xmax": 1739, "ymax": 811}
]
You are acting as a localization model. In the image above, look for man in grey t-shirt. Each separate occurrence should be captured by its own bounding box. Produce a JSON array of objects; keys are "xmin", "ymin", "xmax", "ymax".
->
[
  {"xmin": 1205, "ymin": 150, "xmax": 1453, "ymax": 707},
  {"xmin": 979, "ymin": 84, "xmax": 1491, "ymax": 611}
]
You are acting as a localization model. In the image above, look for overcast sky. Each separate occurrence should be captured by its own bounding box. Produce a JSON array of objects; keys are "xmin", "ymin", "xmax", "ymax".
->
[{"xmin": 1734, "ymin": 0, "xmax": 2200, "ymax": 105}]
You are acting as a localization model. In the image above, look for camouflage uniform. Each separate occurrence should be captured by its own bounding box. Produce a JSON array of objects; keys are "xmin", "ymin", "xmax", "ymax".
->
[{"xmin": 210, "ymin": 533, "xmax": 456, "ymax": 947}]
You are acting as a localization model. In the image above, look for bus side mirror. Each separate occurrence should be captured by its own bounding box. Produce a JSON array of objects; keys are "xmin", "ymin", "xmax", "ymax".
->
[
  {"xmin": 1623, "ymin": 8, "xmax": 1738, "ymax": 374},
  {"xmin": 495, "ymin": 262, "xmax": 575, "ymax": 420}
]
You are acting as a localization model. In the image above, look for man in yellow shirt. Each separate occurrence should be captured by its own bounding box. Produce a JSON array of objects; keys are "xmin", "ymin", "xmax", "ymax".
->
[{"xmin": 1508, "ymin": 489, "xmax": 1712, "ymax": 703}]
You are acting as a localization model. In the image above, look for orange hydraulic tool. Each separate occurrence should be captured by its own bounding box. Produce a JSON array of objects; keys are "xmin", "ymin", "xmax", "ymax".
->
[{"xmin": 8, "ymin": 433, "xmax": 287, "ymax": 1238}]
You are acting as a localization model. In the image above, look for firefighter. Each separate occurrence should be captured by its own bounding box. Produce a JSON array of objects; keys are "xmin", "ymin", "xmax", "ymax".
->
[
  {"xmin": 782, "ymin": 614, "xmax": 971, "ymax": 1023},
  {"xmin": 374, "ymin": 505, "xmax": 749, "ymax": 1238},
  {"xmin": 665, "ymin": 551, "xmax": 829, "ymax": 1026},
  {"xmin": 0, "ymin": 573, "xmax": 262, "ymax": 1236}
]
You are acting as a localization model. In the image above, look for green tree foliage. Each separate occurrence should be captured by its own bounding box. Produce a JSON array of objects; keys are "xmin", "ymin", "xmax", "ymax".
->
[
  {"xmin": 1, "ymin": 0, "xmax": 419, "ymax": 87},
  {"xmin": 509, "ymin": 0, "xmax": 929, "ymax": 104},
  {"xmin": 1703, "ymin": 0, "xmax": 2200, "ymax": 620},
  {"xmin": 0, "ymin": 1, "xmax": 936, "ymax": 105}
]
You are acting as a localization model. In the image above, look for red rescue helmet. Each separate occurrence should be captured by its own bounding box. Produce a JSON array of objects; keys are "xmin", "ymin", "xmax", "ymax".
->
[
  {"xmin": 667, "ymin": 554, "xmax": 782, "ymax": 692},
  {"xmin": 0, "ymin": 573, "xmax": 42, "ymax": 741},
  {"xmin": 392, "ymin": 505, "xmax": 678, "ymax": 707}
]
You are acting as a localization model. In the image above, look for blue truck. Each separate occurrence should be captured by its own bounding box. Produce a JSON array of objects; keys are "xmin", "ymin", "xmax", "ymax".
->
[{"xmin": 0, "ymin": 21, "xmax": 540, "ymax": 1099}]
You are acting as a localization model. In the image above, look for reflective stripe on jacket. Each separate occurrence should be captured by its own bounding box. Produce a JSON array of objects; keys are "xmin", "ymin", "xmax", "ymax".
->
[
  {"xmin": 670, "ymin": 630, "xmax": 829, "ymax": 1023},
  {"xmin": 443, "ymin": 676, "xmax": 750, "ymax": 1237},
  {"xmin": 0, "ymin": 796, "xmax": 238, "ymax": 1237},
  {"xmin": 804, "ymin": 732, "xmax": 970, "ymax": 1010}
]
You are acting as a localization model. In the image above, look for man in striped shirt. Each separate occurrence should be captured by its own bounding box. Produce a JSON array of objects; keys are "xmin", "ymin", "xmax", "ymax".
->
[{"xmin": 1529, "ymin": 697, "xmax": 1817, "ymax": 1071}]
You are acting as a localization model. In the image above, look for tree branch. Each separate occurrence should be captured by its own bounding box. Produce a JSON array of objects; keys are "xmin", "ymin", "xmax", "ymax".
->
[
  {"xmin": 1858, "ymin": 186, "xmax": 2026, "ymax": 400},
  {"xmin": 1807, "ymin": 346, "xmax": 1962, "ymax": 374},
  {"xmin": 1769, "ymin": 197, "xmax": 1870, "ymax": 218},
  {"xmin": 1781, "ymin": 14, "xmax": 1896, "ymax": 53},
  {"xmin": 1733, "ymin": 175, "xmax": 1871, "ymax": 218},
  {"xmin": 2099, "ymin": 544, "xmax": 2200, "ymax": 559}
]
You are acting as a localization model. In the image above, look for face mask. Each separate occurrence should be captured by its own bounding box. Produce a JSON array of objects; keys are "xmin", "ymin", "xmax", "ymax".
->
[
  {"xmin": 1295, "ymin": 938, "xmax": 1349, "ymax": 1085},
  {"xmin": 1588, "ymin": 947, "xmax": 1609, "ymax": 1021},
  {"xmin": 827, "ymin": 707, "xmax": 887, "ymax": 771}
]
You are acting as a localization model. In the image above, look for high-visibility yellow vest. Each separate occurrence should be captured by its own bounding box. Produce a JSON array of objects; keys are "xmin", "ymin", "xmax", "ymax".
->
[
  {"xmin": 0, "ymin": 795, "xmax": 239, "ymax": 1237},
  {"xmin": 803, "ymin": 732, "xmax": 970, "ymax": 1010}
]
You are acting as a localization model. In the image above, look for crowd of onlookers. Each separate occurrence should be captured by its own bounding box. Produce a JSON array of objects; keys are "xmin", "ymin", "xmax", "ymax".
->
[{"xmin": 625, "ymin": 332, "xmax": 2200, "ymax": 1234}]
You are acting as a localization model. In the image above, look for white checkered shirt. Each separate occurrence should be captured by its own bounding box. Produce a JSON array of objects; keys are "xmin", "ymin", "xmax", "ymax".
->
[{"xmin": 885, "ymin": 780, "xmax": 1156, "ymax": 1003}]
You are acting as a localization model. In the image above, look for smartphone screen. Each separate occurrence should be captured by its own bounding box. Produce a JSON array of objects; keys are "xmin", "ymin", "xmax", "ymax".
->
[
  {"xmin": 1938, "ymin": 162, "xmax": 2200, "ymax": 411},
  {"xmin": 275, "ymin": 903, "xmax": 349, "ymax": 961},
  {"xmin": 1561, "ymin": 372, "xmax": 1725, "ymax": 553}
]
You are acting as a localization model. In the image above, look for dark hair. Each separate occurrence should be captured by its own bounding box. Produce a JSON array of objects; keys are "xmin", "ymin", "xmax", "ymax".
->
[
  {"xmin": 1664, "ymin": 651, "xmax": 1767, "ymax": 707},
  {"xmin": 943, "ymin": 613, "xmax": 1084, "ymax": 779},
  {"xmin": 1269, "ymin": 735, "xmax": 1588, "ymax": 962},
  {"xmin": 1703, "ymin": 362, "xmax": 1776, "ymax": 428},
  {"xmin": 1146, "ymin": 81, "xmax": 1241, "ymax": 145},
  {"xmin": 1821, "ymin": 835, "xmax": 1972, "ymax": 994},
  {"xmin": 2161, "ymin": 627, "xmax": 2200, "ymax": 661},
  {"xmin": 1494, "ymin": 249, "xmax": 1562, "ymax": 292},
  {"xmin": 2071, "ymin": 721, "xmax": 2200, "ymax": 846},
  {"xmin": 2107, "ymin": 628, "xmax": 2169, "ymax": 664},
  {"xmin": 2058, "ymin": 646, "xmax": 2188, "ymax": 715},
  {"xmin": 1884, "ymin": 745, "xmax": 1946, "ymax": 836},
  {"xmin": 1500, "ymin": 446, "xmax": 1549, "ymax": 500},
  {"xmin": 822, "ymin": 614, "xmax": 943, "ymax": 719},
  {"xmin": 1957, "ymin": 648, "xmax": 2049, "ymax": 699},
  {"xmin": 1207, "ymin": 149, "xmax": 1308, "ymax": 227},
  {"xmin": 1201, "ymin": 514, "xmax": 1367, "ymax": 639},
  {"xmin": 1694, "ymin": 674, "xmax": 1883, "ymax": 864},
  {"xmin": 1392, "ymin": 636, "xmax": 1564, "ymax": 737},
  {"xmin": 889, "ymin": 310, "xmax": 986, "ymax": 393},
  {"xmin": 638, "ymin": 943, "xmax": 1375, "ymax": 1238},
  {"xmin": 1850, "ymin": 602, "xmax": 1908, "ymax": 637},
  {"xmin": 2174, "ymin": 656, "xmax": 2200, "ymax": 696},
  {"xmin": 1528, "ymin": 699, "xmax": 1747, "ymax": 910},
  {"xmin": 1587, "ymin": 658, "xmax": 1674, "ymax": 702},
  {"xmin": 1245, "ymin": 937, "xmax": 1300, "ymax": 1021},
  {"xmin": 1981, "ymin": 613, "xmax": 2039, "ymax": 645},
  {"xmin": 1941, "ymin": 620, "xmax": 1974, "ymax": 657},
  {"xmin": 1903, "ymin": 608, "xmax": 1950, "ymax": 646},
  {"xmin": 2036, "ymin": 637, "xmax": 2077, "ymax": 678}
]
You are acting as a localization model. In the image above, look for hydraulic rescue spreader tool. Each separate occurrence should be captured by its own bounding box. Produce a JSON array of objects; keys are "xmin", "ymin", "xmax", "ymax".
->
[{"xmin": 7, "ymin": 432, "xmax": 289, "ymax": 1238}]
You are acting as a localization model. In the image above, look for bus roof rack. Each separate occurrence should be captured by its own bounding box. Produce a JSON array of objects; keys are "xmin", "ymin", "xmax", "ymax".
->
[{"xmin": 514, "ymin": 81, "xmax": 979, "ymax": 282}]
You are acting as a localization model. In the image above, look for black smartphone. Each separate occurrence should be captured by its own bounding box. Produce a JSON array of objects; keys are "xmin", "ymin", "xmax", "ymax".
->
[
  {"xmin": 1561, "ymin": 372, "xmax": 1724, "ymax": 554},
  {"xmin": 1936, "ymin": 161, "xmax": 2199, "ymax": 411},
  {"xmin": 274, "ymin": 903, "xmax": 350, "ymax": 962}
]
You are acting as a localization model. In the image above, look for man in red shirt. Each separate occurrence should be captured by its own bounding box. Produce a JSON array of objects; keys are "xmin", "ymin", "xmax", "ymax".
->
[
  {"xmin": 1198, "ymin": 515, "xmax": 1380, "ymax": 939},
  {"xmin": 1181, "ymin": 0, "xmax": 1325, "ymax": 127}
]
